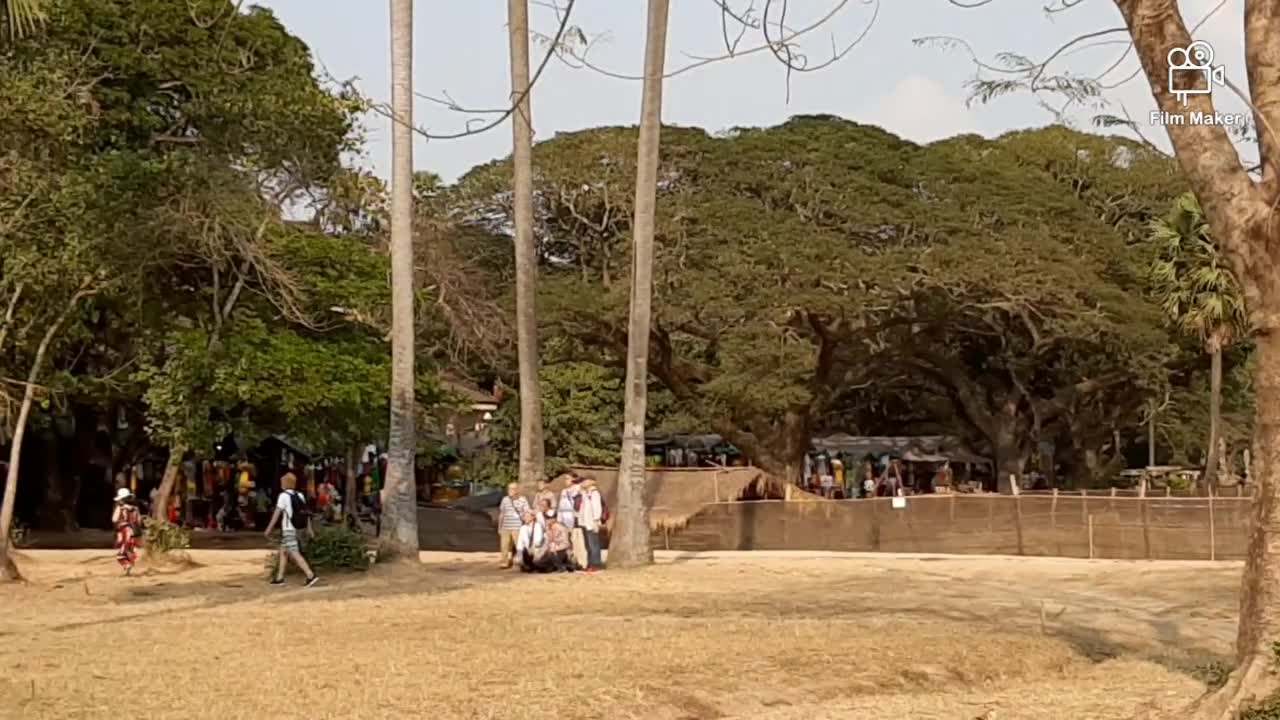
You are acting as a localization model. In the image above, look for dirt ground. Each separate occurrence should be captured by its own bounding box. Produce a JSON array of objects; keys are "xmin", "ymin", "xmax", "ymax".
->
[{"xmin": 0, "ymin": 549, "xmax": 1240, "ymax": 720}]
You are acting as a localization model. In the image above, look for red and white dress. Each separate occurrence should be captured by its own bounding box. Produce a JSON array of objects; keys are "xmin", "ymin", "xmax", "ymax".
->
[{"xmin": 112, "ymin": 503, "xmax": 141, "ymax": 571}]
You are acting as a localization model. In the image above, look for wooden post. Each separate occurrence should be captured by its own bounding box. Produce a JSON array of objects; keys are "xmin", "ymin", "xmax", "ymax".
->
[
  {"xmin": 713, "ymin": 472, "xmax": 720, "ymax": 503},
  {"xmin": 1049, "ymin": 484, "xmax": 1059, "ymax": 550},
  {"xmin": 1080, "ymin": 489, "xmax": 1088, "ymax": 524},
  {"xmin": 1165, "ymin": 486, "xmax": 1171, "ymax": 498},
  {"xmin": 1088, "ymin": 514, "xmax": 1095, "ymax": 559},
  {"xmin": 1014, "ymin": 493, "xmax": 1025, "ymax": 556},
  {"xmin": 664, "ymin": 525, "xmax": 670, "ymax": 550},
  {"xmin": 1208, "ymin": 486, "xmax": 1216, "ymax": 562},
  {"xmin": 1109, "ymin": 486, "xmax": 1117, "ymax": 512},
  {"xmin": 1139, "ymin": 481, "xmax": 1151, "ymax": 560}
]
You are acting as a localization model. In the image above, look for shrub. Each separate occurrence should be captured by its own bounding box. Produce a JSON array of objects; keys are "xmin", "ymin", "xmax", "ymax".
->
[
  {"xmin": 263, "ymin": 525, "xmax": 371, "ymax": 577},
  {"xmin": 8, "ymin": 523, "xmax": 30, "ymax": 549},
  {"xmin": 143, "ymin": 518, "xmax": 191, "ymax": 557}
]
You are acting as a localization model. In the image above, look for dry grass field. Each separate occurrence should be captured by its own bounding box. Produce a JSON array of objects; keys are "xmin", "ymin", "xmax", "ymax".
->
[{"xmin": 0, "ymin": 549, "xmax": 1242, "ymax": 719}]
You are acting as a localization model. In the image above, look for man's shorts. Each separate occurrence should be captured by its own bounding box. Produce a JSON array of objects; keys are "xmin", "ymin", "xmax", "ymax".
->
[{"xmin": 281, "ymin": 531, "xmax": 301, "ymax": 553}]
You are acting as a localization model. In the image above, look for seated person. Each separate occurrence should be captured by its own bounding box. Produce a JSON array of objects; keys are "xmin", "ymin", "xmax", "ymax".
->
[
  {"xmin": 515, "ymin": 511, "xmax": 549, "ymax": 573},
  {"xmin": 545, "ymin": 516, "xmax": 575, "ymax": 572}
]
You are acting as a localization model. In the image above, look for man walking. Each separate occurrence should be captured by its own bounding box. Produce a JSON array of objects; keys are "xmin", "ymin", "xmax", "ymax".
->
[
  {"xmin": 497, "ymin": 482, "xmax": 530, "ymax": 569},
  {"xmin": 264, "ymin": 472, "xmax": 319, "ymax": 587}
]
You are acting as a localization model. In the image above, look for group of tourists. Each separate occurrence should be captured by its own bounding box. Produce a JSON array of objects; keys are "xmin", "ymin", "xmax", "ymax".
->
[{"xmin": 496, "ymin": 474, "xmax": 608, "ymax": 574}]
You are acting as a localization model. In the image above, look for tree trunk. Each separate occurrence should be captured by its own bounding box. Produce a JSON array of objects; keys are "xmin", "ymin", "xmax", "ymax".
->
[
  {"xmin": 1203, "ymin": 337, "xmax": 1223, "ymax": 487},
  {"xmin": 1182, "ymin": 324, "xmax": 1280, "ymax": 717},
  {"xmin": 1148, "ymin": 401, "xmax": 1157, "ymax": 467},
  {"xmin": 993, "ymin": 433, "xmax": 1027, "ymax": 494},
  {"xmin": 507, "ymin": 0, "xmax": 545, "ymax": 488},
  {"xmin": 150, "ymin": 444, "xmax": 186, "ymax": 522},
  {"xmin": 1, "ymin": 294, "xmax": 87, "ymax": 581},
  {"xmin": 345, "ymin": 445, "xmax": 358, "ymax": 526},
  {"xmin": 381, "ymin": 0, "xmax": 420, "ymax": 558},
  {"xmin": 1102, "ymin": 3, "xmax": 1280, "ymax": 714},
  {"xmin": 610, "ymin": 0, "xmax": 671, "ymax": 569}
]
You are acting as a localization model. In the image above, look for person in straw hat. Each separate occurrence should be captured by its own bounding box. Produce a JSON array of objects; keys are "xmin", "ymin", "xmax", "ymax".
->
[{"xmin": 111, "ymin": 488, "xmax": 142, "ymax": 575}]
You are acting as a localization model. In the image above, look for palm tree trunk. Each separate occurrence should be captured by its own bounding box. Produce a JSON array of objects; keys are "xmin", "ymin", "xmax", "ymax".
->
[
  {"xmin": 381, "ymin": 0, "xmax": 419, "ymax": 558},
  {"xmin": 1204, "ymin": 335, "xmax": 1223, "ymax": 487},
  {"xmin": 1147, "ymin": 400, "xmax": 1156, "ymax": 467},
  {"xmin": 609, "ymin": 0, "xmax": 671, "ymax": 569},
  {"xmin": 507, "ymin": 0, "xmax": 545, "ymax": 487}
]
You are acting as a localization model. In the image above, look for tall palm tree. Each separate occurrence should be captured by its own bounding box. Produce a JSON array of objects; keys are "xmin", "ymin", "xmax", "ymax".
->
[
  {"xmin": 507, "ymin": 0, "xmax": 545, "ymax": 488},
  {"xmin": 3, "ymin": 0, "xmax": 46, "ymax": 41},
  {"xmin": 1150, "ymin": 192, "xmax": 1248, "ymax": 487},
  {"xmin": 609, "ymin": 0, "xmax": 671, "ymax": 569},
  {"xmin": 381, "ymin": 0, "xmax": 419, "ymax": 557}
]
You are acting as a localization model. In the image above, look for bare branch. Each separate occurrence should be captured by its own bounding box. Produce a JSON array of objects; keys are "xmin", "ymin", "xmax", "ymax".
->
[
  {"xmin": 552, "ymin": 0, "xmax": 875, "ymax": 84},
  {"xmin": 372, "ymin": 0, "xmax": 578, "ymax": 142}
]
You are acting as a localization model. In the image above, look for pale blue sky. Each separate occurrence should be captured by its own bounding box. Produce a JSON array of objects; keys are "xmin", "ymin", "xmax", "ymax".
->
[{"xmin": 255, "ymin": 0, "xmax": 1249, "ymax": 183}]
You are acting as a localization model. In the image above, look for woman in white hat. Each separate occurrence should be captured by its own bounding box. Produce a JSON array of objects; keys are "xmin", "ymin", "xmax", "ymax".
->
[{"xmin": 112, "ymin": 488, "xmax": 142, "ymax": 574}]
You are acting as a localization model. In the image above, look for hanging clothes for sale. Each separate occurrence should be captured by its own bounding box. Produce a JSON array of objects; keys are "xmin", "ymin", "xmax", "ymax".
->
[{"xmin": 803, "ymin": 454, "xmax": 814, "ymax": 485}]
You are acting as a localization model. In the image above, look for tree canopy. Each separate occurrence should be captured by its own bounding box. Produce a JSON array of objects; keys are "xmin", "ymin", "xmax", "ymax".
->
[
  {"xmin": 0, "ymin": 0, "xmax": 435, "ymax": 530},
  {"xmin": 443, "ymin": 116, "xmax": 1220, "ymax": 487}
]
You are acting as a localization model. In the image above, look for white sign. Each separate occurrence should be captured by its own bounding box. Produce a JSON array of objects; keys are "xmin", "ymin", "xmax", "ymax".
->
[{"xmin": 891, "ymin": 496, "xmax": 907, "ymax": 510}]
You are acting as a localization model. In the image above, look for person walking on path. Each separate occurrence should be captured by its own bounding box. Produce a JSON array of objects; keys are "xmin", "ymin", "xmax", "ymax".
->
[
  {"xmin": 577, "ymin": 477, "xmax": 605, "ymax": 572},
  {"xmin": 497, "ymin": 482, "xmax": 530, "ymax": 569},
  {"xmin": 264, "ymin": 472, "xmax": 319, "ymax": 587},
  {"xmin": 111, "ymin": 488, "xmax": 142, "ymax": 575}
]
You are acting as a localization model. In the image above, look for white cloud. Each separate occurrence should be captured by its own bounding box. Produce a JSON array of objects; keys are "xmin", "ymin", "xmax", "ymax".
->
[{"xmin": 858, "ymin": 75, "xmax": 981, "ymax": 143}]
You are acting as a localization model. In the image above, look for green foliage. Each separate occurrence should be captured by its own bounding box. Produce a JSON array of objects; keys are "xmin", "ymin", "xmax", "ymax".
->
[
  {"xmin": 1150, "ymin": 192, "xmax": 1249, "ymax": 347},
  {"xmin": 477, "ymin": 362, "xmax": 686, "ymax": 483},
  {"xmin": 264, "ymin": 525, "xmax": 370, "ymax": 576},
  {"xmin": 142, "ymin": 518, "xmax": 190, "ymax": 556},
  {"xmin": 7, "ymin": 522, "xmax": 29, "ymax": 549},
  {"xmin": 448, "ymin": 118, "xmax": 1188, "ymax": 475}
]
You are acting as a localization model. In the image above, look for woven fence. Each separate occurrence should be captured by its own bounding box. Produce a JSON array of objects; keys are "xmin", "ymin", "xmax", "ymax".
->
[{"xmin": 658, "ymin": 491, "xmax": 1253, "ymax": 561}]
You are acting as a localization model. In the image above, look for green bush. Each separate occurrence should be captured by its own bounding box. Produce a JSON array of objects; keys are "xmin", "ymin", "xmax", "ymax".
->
[
  {"xmin": 8, "ymin": 523, "xmax": 30, "ymax": 549},
  {"xmin": 143, "ymin": 518, "xmax": 191, "ymax": 557},
  {"xmin": 263, "ymin": 525, "xmax": 371, "ymax": 577}
]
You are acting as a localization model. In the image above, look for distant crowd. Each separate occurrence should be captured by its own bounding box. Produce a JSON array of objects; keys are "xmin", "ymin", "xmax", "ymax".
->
[{"xmin": 496, "ymin": 475, "xmax": 608, "ymax": 574}]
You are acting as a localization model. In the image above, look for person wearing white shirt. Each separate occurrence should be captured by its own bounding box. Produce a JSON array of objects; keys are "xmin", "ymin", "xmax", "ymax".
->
[
  {"xmin": 578, "ymin": 477, "xmax": 605, "ymax": 572},
  {"xmin": 515, "ymin": 511, "xmax": 548, "ymax": 572}
]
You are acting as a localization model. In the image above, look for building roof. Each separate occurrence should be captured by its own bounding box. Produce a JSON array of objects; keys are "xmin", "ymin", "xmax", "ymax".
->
[
  {"xmin": 811, "ymin": 434, "xmax": 990, "ymax": 465},
  {"xmin": 440, "ymin": 378, "xmax": 498, "ymax": 407}
]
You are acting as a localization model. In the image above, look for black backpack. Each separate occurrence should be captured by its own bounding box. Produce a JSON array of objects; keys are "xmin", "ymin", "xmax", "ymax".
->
[{"xmin": 287, "ymin": 490, "xmax": 309, "ymax": 530}]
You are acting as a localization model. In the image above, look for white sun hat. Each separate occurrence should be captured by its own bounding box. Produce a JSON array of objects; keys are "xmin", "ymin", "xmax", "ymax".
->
[{"xmin": 114, "ymin": 488, "xmax": 133, "ymax": 502}]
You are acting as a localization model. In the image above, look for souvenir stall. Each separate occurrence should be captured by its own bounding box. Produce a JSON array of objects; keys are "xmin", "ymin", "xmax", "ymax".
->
[
  {"xmin": 808, "ymin": 435, "xmax": 992, "ymax": 497},
  {"xmin": 643, "ymin": 433, "xmax": 742, "ymax": 468}
]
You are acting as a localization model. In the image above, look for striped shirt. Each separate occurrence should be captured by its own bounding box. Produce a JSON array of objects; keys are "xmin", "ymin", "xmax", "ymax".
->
[{"xmin": 498, "ymin": 495, "xmax": 530, "ymax": 532}]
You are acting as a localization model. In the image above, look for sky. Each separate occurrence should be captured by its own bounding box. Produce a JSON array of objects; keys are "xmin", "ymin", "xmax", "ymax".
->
[{"xmin": 254, "ymin": 0, "xmax": 1251, "ymax": 184}]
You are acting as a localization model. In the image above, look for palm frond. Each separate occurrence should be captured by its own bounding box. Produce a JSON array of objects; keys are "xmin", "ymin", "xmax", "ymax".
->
[{"xmin": 3, "ymin": 0, "xmax": 48, "ymax": 41}]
